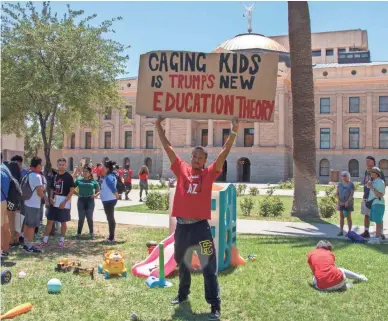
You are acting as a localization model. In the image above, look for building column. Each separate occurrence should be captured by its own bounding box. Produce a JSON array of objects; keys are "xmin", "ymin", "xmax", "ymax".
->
[
  {"xmin": 114, "ymin": 110, "xmax": 120, "ymax": 149},
  {"xmin": 75, "ymin": 127, "xmax": 81, "ymax": 149},
  {"xmin": 186, "ymin": 119, "xmax": 192, "ymax": 147},
  {"xmin": 208, "ymin": 119, "xmax": 214, "ymax": 147},
  {"xmin": 135, "ymin": 115, "xmax": 141, "ymax": 149},
  {"xmin": 278, "ymin": 93, "xmax": 285, "ymax": 147},
  {"xmin": 165, "ymin": 118, "xmax": 171, "ymax": 141},
  {"xmin": 366, "ymin": 93, "xmax": 373, "ymax": 149},
  {"xmin": 336, "ymin": 94, "xmax": 343, "ymax": 149},
  {"xmin": 254, "ymin": 122, "xmax": 260, "ymax": 147}
]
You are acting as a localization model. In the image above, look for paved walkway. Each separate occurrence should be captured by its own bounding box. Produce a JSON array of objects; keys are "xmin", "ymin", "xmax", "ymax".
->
[{"xmin": 68, "ymin": 188, "xmax": 387, "ymax": 240}]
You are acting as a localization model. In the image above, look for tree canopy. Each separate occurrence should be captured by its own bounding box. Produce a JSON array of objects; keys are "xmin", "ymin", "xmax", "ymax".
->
[{"xmin": 1, "ymin": 1, "xmax": 129, "ymax": 169}]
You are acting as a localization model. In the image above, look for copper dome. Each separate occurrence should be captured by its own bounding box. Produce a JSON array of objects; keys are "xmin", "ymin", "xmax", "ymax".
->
[{"xmin": 213, "ymin": 33, "xmax": 288, "ymax": 54}]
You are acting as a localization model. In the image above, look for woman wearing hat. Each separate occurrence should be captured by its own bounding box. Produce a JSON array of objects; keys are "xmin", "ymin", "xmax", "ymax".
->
[{"xmin": 366, "ymin": 167, "xmax": 385, "ymax": 244}]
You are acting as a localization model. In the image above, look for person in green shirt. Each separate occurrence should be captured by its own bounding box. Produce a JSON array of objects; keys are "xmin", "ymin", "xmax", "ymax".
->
[{"xmin": 73, "ymin": 166, "xmax": 100, "ymax": 239}]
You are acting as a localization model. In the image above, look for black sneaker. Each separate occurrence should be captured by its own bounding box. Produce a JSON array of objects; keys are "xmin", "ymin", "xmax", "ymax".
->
[
  {"xmin": 23, "ymin": 245, "xmax": 42, "ymax": 254},
  {"xmin": 381, "ymin": 234, "xmax": 386, "ymax": 241},
  {"xmin": 19, "ymin": 236, "xmax": 25, "ymax": 245},
  {"xmin": 1, "ymin": 251, "xmax": 9, "ymax": 258},
  {"xmin": 360, "ymin": 231, "xmax": 370, "ymax": 239},
  {"xmin": 10, "ymin": 242, "xmax": 20, "ymax": 248},
  {"xmin": 208, "ymin": 306, "xmax": 221, "ymax": 321},
  {"xmin": 171, "ymin": 295, "xmax": 188, "ymax": 305}
]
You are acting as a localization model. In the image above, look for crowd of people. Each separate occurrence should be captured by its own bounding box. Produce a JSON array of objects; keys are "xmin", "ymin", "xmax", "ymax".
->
[
  {"xmin": 0, "ymin": 153, "xmax": 149, "ymax": 255},
  {"xmin": 336, "ymin": 156, "xmax": 386, "ymax": 244}
]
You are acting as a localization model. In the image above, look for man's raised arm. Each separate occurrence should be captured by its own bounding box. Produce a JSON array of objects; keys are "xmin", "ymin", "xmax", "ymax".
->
[
  {"xmin": 155, "ymin": 117, "xmax": 177, "ymax": 164},
  {"xmin": 215, "ymin": 119, "xmax": 240, "ymax": 172}
]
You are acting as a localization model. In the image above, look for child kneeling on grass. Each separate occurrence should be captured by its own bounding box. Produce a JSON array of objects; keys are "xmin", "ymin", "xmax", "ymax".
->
[{"xmin": 307, "ymin": 240, "xmax": 368, "ymax": 291}]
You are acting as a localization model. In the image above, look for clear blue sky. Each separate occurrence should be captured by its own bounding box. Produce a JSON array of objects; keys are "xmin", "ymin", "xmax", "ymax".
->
[{"xmin": 44, "ymin": 1, "xmax": 388, "ymax": 77}]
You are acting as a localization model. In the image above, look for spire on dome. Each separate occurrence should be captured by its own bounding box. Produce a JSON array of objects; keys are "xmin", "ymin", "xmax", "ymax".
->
[{"xmin": 242, "ymin": 2, "xmax": 255, "ymax": 33}]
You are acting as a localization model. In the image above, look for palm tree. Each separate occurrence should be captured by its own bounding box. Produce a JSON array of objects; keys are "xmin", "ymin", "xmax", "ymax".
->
[{"xmin": 288, "ymin": 1, "xmax": 319, "ymax": 218}]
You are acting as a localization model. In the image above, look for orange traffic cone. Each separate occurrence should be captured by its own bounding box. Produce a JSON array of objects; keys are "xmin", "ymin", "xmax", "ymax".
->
[{"xmin": 231, "ymin": 245, "xmax": 246, "ymax": 267}]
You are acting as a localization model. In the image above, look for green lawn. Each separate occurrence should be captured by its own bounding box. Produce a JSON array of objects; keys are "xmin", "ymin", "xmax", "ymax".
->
[
  {"xmin": 117, "ymin": 196, "xmax": 365, "ymax": 226},
  {"xmin": 273, "ymin": 184, "xmax": 364, "ymax": 193},
  {"xmin": 1, "ymin": 222, "xmax": 387, "ymax": 321}
]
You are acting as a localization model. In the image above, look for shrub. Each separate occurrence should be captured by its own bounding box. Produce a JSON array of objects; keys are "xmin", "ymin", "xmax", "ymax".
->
[
  {"xmin": 240, "ymin": 197, "xmax": 255, "ymax": 216},
  {"xmin": 159, "ymin": 178, "xmax": 167, "ymax": 188},
  {"xmin": 236, "ymin": 184, "xmax": 247, "ymax": 196},
  {"xmin": 132, "ymin": 184, "xmax": 139, "ymax": 190},
  {"xmin": 249, "ymin": 187, "xmax": 259, "ymax": 196},
  {"xmin": 353, "ymin": 181, "xmax": 360, "ymax": 190},
  {"xmin": 259, "ymin": 195, "xmax": 285, "ymax": 217},
  {"xmin": 145, "ymin": 191, "xmax": 169, "ymax": 211},
  {"xmin": 278, "ymin": 179, "xmax": 294, "ymax": 189},
  {"xmin": 318, "ymin": 185, "xmax": 337, "ymax": 218}
]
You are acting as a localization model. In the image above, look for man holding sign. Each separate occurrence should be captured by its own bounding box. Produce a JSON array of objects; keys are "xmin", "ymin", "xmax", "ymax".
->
[{"xmin": 156, "ymin": 116, "xmax": 239, "ymax": 321}]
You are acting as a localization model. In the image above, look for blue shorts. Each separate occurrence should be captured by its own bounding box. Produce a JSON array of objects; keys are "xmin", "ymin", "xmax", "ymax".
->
[
  {"xmin": 370, "ymin": 204, "xmax": 385, "ymax": 224},
  {"xmin": 47, "ymin": 206, "xmax": 71, "ymax": 223}
]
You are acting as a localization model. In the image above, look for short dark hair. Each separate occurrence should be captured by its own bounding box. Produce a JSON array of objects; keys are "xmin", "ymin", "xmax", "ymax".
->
[
  {"xmin": 57, "ymin": 158, "xmax": 67, "ymax": 163},
  {"xmin": 11, "ymin": 155, "xmax": 23, "ymax": 162},
  {"xmin": 30, "ymin": 156, "xmax": 42, "ymax": 168},
  {"xmin": 316, "ymin": 240, "xmax": 333, "ymax": 251},
  {"xmin": 105, "ymin": 160, "xmax": 116, "ymax": 173},
  {"xmin": 115, "ymin": 164, "xmax": 120, "ymax": 170},
  {"xmin": 366, "ymin": 156, "xmax": 376, "ymax": 165},
  {"xmin": 192, "ymin": 146, "xmax": 208, "ymax": 159}
]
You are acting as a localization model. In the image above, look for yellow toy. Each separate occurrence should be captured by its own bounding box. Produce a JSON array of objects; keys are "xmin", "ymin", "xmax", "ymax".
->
[
  {"xmin": 55, "ymin": 258, "xmax": 81, "ymax": 272},
  {"xmin": 97, "ymin": 250, "xmax": 127, "ymax": 279}
]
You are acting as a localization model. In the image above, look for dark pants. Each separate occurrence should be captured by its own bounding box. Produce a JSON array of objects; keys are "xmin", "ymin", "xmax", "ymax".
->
[
  {"xmin": 124, "ymin": 183, "xmax": 132, "ymax": 199},
  {"xmin": 174, "ymin": 220, "xmax": 221, "ymax": 308},
  {"xmin": 102, "ymin": 200, "xmax": 117, "ymax": 240},
  {"xmin": 77, "ymin": 197, "xmax": 95, "ymax": 235}
]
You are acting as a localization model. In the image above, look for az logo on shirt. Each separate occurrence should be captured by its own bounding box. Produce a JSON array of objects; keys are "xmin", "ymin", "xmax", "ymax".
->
[{"xmin": 184, "ymin": 175, "xmax": 202, "ymax": 195}]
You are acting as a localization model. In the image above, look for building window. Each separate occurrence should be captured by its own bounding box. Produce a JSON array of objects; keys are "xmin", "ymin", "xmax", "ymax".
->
[
  {"xmin": 146, "ymin": 130, "xmax": 153, "ymax": 149},
  {"xmin": 338, "ymin": 48, "xmax": 346, "ymax": 54},
  {"xmin": 379, "ymin": 159, "xmax": 388, "ymax": 177},
  {"xmin": 126, "ymin": 105, "xmax": 133, "ymax": 119},
  {"xmin": 319, "ymin": 159, "xmax": 330, "ymax": 176},
  {"xmin": 244, "ymin": 128, "xmax": 254, "ymax": 147},
  {"xmin": 348, "ymin": 159, "xmax": 359, "ymax": 177},
  {"xmin": 145, "ymin": 157, "xmax": 152, "ymax": 174},
  {"xmin": 312, "ymin": 50, "xmax": 321, "ymax": 57},
  {"xmin": 85, "ymin": 132, "xmax": 92, "ymax": 149},
  {"xmin": 124, "ymin": 131, "xmax": 132, "ymax": 149},
  {"xmin": 68, "ymin": 157, "xmax": 74, "ymax": 171},
  {"xmin": 320, "ymin": 128, "xmax": 330, "ymax": 149},
  {"xmin": 379, "ymin": 128, "xmax": 388, "ymax": 149},
  {"xmin": 326, "ymin": 49, "xmax": 334, "ymax": 56},
  {"xmin": 222, "ymin": 129, "xmax": 230, "ymax": 146},
  {"xmin": 349, "ymin": 128, "xmax": 360, "ymax": 149},
  {"xmin": 379, "ymin": 96, "xmax": 388, "ymax": 112},
  {"xmin": 70, "ymin": 133, "xmax": 75, "ymax": 149},
  {"xmin": 201, "ymin": 129, "xmax": 208, "ymax": 147},
  {"xmin": 104, "ymin": 132, "xmax": 111, "ymax": 149},
  {"xmin": 349, "ymin": 97, "xmax": 360, "ymax": 113},
  {"xmin": 320, "ymin": 98, "xmax": 330, "ymax": 114},
  {"xmin": 104, "ymin": 108, "xmax": 112, "ymax": 120}
]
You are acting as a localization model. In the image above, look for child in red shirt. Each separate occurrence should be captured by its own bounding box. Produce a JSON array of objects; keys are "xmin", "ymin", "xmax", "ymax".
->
[
  {"xmin": 156, "ymin": 117, "xmax": 239, "ymax": 321},
  {"xmin": 138, "ymin": 166, "xmax": 149, "ymax": 202},
  {"xmin": 307, "ymin": 240, "xmax": 368, "ymax": 291}
]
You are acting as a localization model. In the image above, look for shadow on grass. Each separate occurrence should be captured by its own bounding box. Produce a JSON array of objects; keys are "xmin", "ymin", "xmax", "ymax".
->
[
  {"xmin": 251, "ymin": 235, "xmax": 388, "ymax": 255},
  {"xmin": 171, "ymin": 301, "xmax": 211, "ymax": 321},
  {"xmin": 1, "ymin": 260, "xmax": 16, "ymax": 267}
]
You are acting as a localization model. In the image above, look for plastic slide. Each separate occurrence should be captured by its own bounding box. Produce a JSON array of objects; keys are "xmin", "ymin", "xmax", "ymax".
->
[{"xmin": 132, "ymin": 233, "xmax": 177, "ymax": 278}]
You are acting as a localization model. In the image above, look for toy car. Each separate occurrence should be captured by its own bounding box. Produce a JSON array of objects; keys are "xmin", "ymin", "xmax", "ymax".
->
[
  {"xmin": 98, "ymin": 250, "xmax": 127, "ymax": 279},
  {"xmin": 73, "ymin": 267, "xmax": 95, "ymax": 280},
  {"xmin": 1, "ymin": 270, "xmax": 12, "ymax": 284},
  {"xmin": 55, "ymin": 258, "xmax": 81, "ymax": 272}
]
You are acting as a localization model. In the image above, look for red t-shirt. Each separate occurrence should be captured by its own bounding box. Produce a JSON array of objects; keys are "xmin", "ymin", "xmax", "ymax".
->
[
  {"xmin": 139, "ymin": 173, "xmax": 148, "ymax": 181},
  {"xmin": 307, "ymin": 249, "xmax": 344, "ymax": 289},
  {"xmin": 123, "ymin": 169, "xmax": 133, "ymax": 183},
  {"xmin": 117, "ymin": 169, "xmax": 124, "ymax": 178},
  {"xmin": 170, "ymin": 157, "xmax": 221, "ymax": 220}
]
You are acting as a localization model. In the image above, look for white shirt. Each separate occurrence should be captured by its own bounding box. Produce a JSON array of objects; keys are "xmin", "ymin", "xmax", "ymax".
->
[{"xmin": 24, "ymin": 172, "xmax": 43, "ymax": 209}]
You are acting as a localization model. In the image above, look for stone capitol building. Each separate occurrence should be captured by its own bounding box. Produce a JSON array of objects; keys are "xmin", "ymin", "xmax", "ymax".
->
[{"xmin": 62, "ymin": 28, "xmax": 388, "ymax": 184}]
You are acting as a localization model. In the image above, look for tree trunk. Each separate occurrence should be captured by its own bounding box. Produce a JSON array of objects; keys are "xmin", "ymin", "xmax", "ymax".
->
[
  {"xmin": 38, "ymin": 113, "xmax": 52, "ymax": 172},
  {"xmin": 288, "ymin": 1, "xmax": 319, "ymax": 218}
]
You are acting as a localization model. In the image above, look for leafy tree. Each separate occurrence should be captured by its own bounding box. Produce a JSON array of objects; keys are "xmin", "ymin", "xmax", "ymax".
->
[
  {"xmin": 1, "ymin": 1, "xmax": 129, "ymax": 170},
  {"xmin": 288, "ymin": 1, "xmax": 319, "ymax": 218}
]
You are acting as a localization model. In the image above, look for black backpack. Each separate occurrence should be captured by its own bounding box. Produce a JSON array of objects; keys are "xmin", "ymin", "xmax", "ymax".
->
[
  {"xmin": 1, "ymin": 166, "xmax": 23, "ymax": 201},
  {"xmin": 113, "ymin": 173, "xmax": 125, "ymax": 194}
]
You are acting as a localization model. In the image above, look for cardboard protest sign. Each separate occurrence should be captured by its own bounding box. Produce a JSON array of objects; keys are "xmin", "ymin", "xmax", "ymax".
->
[{"xmin": 136, "ymin": 51, "xmax": 279, "ymax": 122}]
